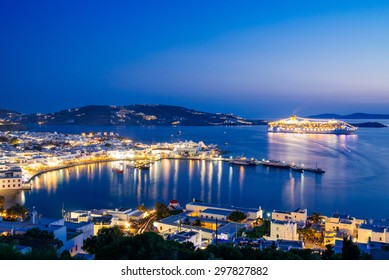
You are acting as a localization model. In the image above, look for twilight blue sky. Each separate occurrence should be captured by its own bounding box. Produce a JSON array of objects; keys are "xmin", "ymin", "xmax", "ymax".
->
[{"xmin": 1, "ymin": 0, "xmax": 389, "ymax": 117}]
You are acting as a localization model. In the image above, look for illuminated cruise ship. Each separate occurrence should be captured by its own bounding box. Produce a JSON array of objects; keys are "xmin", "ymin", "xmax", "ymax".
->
[{"xmin": 267, "ymin": 116, "xmax": 357, "ymax": 135}]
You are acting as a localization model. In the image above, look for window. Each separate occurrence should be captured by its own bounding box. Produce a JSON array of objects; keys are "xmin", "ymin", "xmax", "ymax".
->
[
  {"xmin": 276, "ymin": 234, "xmax": 279, "ymax": 239},
  {"xmin": 276, "ymin": 227, "xmax": 279, "ymax": 231},
  {"xmin": 160, "ymin": 226, "xmax": 162, "ymax": 231},
  {"xmin": 380, "ymin": 237, "xmax": 382, "ymax": 241}
]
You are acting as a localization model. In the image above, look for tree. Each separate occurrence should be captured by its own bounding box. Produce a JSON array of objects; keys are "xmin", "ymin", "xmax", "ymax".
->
[
  {"xmin": 155, "ymin": 201, "xmax": 171, "ymax": 220},
  {"xmin": 137, "ymin": 204, "xmax": 148, "ymax": 212},
  {"xmin": 6, "ymin": 204, "xmax": 28, "ymax": 220},
  {"xmin": 322, "ymin": 244, "xmax": 335, "ymax": 260},
  {"xmin": 227, "ymin": 211, "xmax": 247, "ymax": 222},
  {"xmin": 311, "ymin": 212, "xmax": 324, "ymax": 224},
  {"xmin": 192, "ymin": 219, "xmax": 204, "ymax": 227},
  {"xmin": 0, "ymin": 196, "xmax": 4, "ymax": 210},
  {"xmin": 244, "ymin": 220, "xmax": 270, "ymax": 238},
  {"xmin": 83, "ymin": 226, "xmax": 123, "ymax": 254},
  {"xmin": 342, "ymin": 237, "xmax": 360, "ymax": 260}
]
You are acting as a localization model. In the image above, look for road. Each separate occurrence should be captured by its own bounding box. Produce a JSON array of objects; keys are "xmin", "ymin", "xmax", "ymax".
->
[{"xmin": 137, "ymin": 213, "xmax": 156, "ymax": 234}]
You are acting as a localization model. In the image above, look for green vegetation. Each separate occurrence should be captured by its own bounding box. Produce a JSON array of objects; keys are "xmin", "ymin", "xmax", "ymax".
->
[
  {"xmin": 137, "ymin": 204, "xmax": 148, "ymax": 212},
  {"xmin": 310, "ymin": 212, "xmax": 324, "ymax": 224},
  {"xmin": 227, "ymin": 210, "xmax": 247, "ymax": 222},
  {"xmin": 244, "ymin": 220, "xmax": 270, "ymax": 238},
  {"xmin": 155, "ymin": 201, "xmax": 171, "ymax": 220},
  {"xmin": 0, "ymin": 227, "xmax": 373, "ymax": 260},
  {"xmin": 342, "ymin": 238, "xmax": 361, "ymax": 260},
  {"xmin": 4, "ymin": 204, "xmax": 28, "ymax": 221},
  {"xmin": 82, "ymin": 227, "xmax": 322, "ymax": 260},
  {"xmin": 155, "ymin": 201, "xmax": 182, "ymax": 220},
  {"xmin": 297, "ymin": 227, "xmax": 323, "ymax": 244},
  {"xmin": 192, "ymin": 219, "xmax": 204, "ymax": 227},
  {"xmin": 0, "ymin": 228, "xmax": 65, "ymax": 260}
]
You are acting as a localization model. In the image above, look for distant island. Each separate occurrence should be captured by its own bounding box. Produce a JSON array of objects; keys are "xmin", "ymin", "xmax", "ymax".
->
[
  {"xmin": 308, "ymin": 113, "xmax": 389, "ymax": 119},
  {"xmin": 350, "ymin": 122, "xmax": 387, "ymax": 128},
  {"xmin": 306, "ymin": 113, "xmax": 388, "ymax": 128},
  {"xmin": 0, "ymin": 105, "xmax": 266, "ymax": 128}
]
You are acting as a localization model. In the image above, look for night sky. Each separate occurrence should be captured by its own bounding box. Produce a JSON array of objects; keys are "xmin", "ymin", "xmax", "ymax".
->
[{"xmin": 1, "ymin": 1, "xmax": 389, "ymax": 117}]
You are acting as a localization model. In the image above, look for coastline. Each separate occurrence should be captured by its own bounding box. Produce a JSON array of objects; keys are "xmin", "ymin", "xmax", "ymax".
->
[{"xmin": 25, "ymin": 158, "xmax": 123, "ymax": 185}]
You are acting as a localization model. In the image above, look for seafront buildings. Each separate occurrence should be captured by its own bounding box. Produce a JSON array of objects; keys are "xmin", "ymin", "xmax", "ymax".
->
[
  {"xmin": 0, "ymin": 130, "xmax": 223, "ymax": 189},
  {"xmin": 2, "ymin": 130, "xmax": 389, "ymax": 258}
]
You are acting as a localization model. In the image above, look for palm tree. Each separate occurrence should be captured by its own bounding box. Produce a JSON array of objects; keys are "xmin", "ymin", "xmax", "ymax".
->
[{"xmin": 311, "ymin": 212, "xmax": 324, "ymax": 224}]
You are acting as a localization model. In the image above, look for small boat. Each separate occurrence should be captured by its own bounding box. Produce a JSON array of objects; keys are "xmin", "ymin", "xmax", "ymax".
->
[
  {"xmin": 261, "ymin": 159, "xmax": 290, "ymax": 169},
  {"xmin": 304, "ymin": 163, "xmax": 325, "ymax": 174},
  {"xmin": 112, "ymin": 167, "xmax": 124, "ymax": 174},
  {"xmin": 290, "ymin": 164, "xmax": 304, "ymax": 173},
  {"xmin": 229, "ymin": 156, "xmax": 257, "ymax": 166},
  {"xmin": 138, "ymin": 164, "xmax": 150, "ymax": 170},
  {"xmin": 135, "ymin": 162, "xmax": 150, "ymax": 170},
  {"xmin": 304, "ymin": 167, "xmax": 325, "ymax": 174}
]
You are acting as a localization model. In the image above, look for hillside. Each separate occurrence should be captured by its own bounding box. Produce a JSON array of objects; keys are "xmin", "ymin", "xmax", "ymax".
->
[
  {"xmin": 19, "ymin": 105, "xmax": 266, "ymax": 126},
  {"xmin": 308, "ymin": 113, "xmax": 389, "ymax": 119}
]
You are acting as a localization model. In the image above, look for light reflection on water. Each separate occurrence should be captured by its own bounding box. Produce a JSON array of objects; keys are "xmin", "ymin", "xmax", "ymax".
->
[{"xmin": 1, "ymin": 125, "xmax": 387, "ymax": 219}]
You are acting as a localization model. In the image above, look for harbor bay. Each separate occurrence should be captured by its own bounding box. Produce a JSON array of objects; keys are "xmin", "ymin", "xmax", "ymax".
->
[{"xmin": 7, "ymin": 123, "xmax": 389, "ymax": 219}]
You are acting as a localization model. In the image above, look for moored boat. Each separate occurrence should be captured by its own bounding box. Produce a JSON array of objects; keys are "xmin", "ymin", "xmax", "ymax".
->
[
  {"xmin": 229, "ymin": 156, "xmax": 257, "ymax": 166},
  {"xmin": 112, "ymin": 167, "xmax": 124, "ymax": 174},
  {"xmin": 261, "ymin": 159, "xmax": 290, "ymax": 169}
]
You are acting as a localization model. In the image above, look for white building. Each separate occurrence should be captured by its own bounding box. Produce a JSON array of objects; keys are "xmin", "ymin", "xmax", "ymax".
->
[
  {"xmin": 325, "ymin": 213, "xmax": 364, "ymax": 236},
  {"xmin": 186, "ymin": 201, "xmax": 263, "ymax": 220},
  {"xmin": 272, "ymin": 208, "xmax": 307, "ymax": 225},
  {"xmin": 168, "ymin": 231, "xmax": 201, "ymax": 248},
  {"xmin": 0, "ymin": 165, "xmax": 24, "ymax": 189},
  {"xmin": 269, "ymin": 220, "xmax": 299, "ymax": 241},
  {"xmin": 358, "ymin": 224, "xmax": 389, "ymax": 244}
]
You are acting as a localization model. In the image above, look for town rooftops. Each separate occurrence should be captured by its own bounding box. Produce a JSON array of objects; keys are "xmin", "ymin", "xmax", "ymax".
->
[
  {"xmin": 273, "ymin": 210, "xmax": 291, "ymax": 214},
  {"xmin": 174, "ymin": 231, "xmax": 198, "ymax": 238},
  {"xmin": 332, "ymin": 213, "xmax": 349, "ymax": 219},
  {"xmin": 217, "ymin": 222, "xmax": 245, "ymax": 235},
  {"xmin": 64, "ymin": 221, "xmax": 92, "ymax": 231},
  {"xmin": 200, "ymin": 208, "xmax": 233, "ymax": 216},
  {"xmin": 271, "ymin": 219, "xmax": 297, "ymax": 225}
]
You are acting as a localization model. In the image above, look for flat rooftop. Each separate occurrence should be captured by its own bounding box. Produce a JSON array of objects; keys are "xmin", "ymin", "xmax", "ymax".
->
[{"xmin": 200, "ymin": 208, "xmax": 233, "ymax": 216}]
